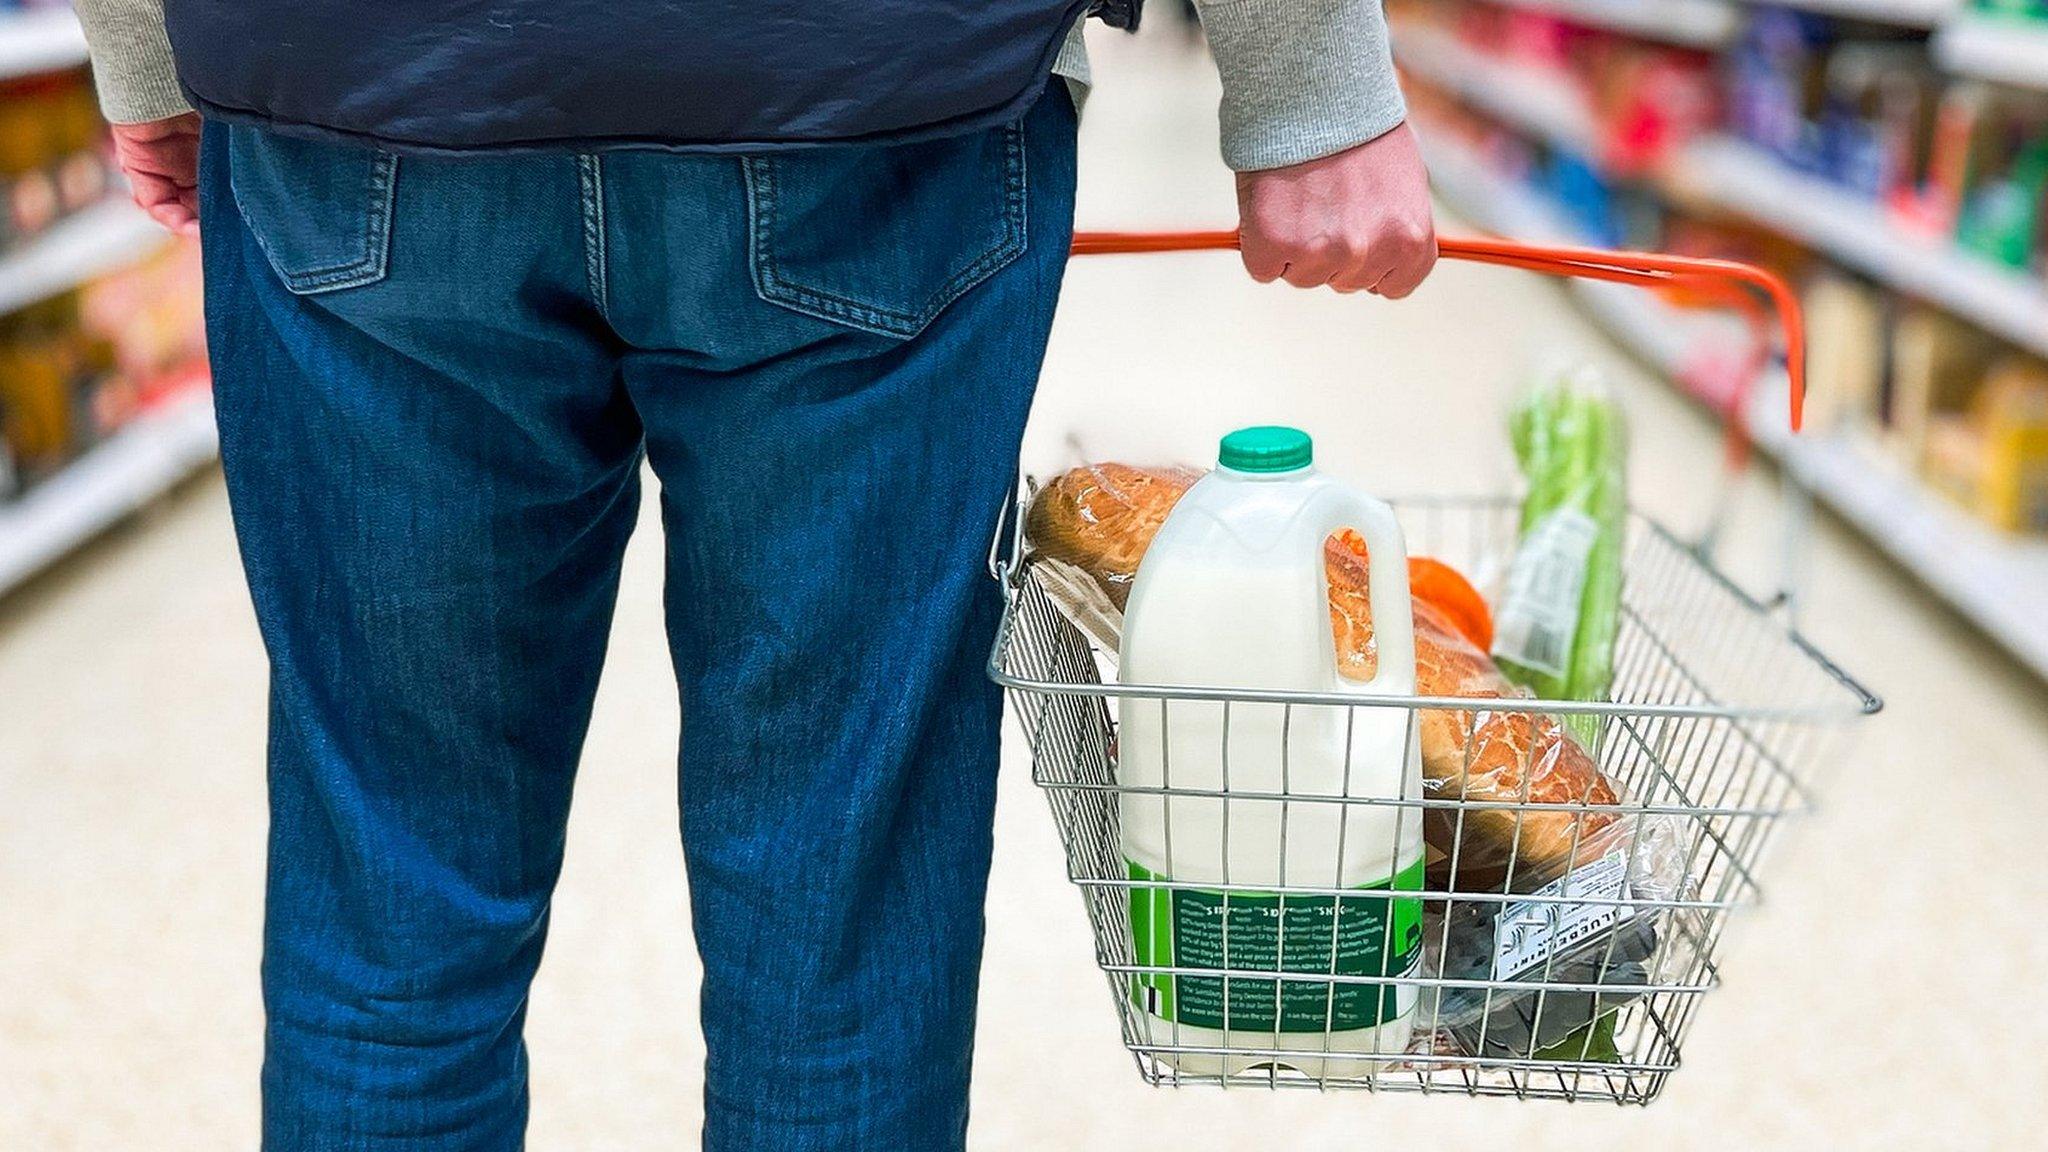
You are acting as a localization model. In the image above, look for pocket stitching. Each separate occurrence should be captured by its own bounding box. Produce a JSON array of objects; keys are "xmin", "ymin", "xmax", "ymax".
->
[
  {"xmin": 746, "ymin": 123, "xmax": 1027, "ymax": 337},
  {"xmin": 228, "ymin": 144, "xmax": 398, "ymax": 296}
]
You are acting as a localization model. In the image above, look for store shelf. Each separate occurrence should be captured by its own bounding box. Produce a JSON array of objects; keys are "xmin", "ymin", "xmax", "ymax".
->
[
  {"xmin": 1395, "ymin": 24, "xmax": 1600, "ymax": 156},
  {"xmin": 1668, "ymin": 135, "xmax": 2048, "ymax": 360},
  {"xmin": 0, "ymin": 197, "xmax": 168, "ymax": 318},
  {"xmin": 1755, "ymin": 0, "xmax": 1959, "ymax": 26},
  {"xmin": 1748, "ymin": 389, "xmax": 2048, "ymax": 679},
  {"xmin": 1423, "ymin": 120, "xmax": 2048, "ymax": 679},
  {"xmin": 0, "ymin": 8, "xmax": 88, "ymax": 81},
  {"xmin": 1497, "ymin": 0, "xmax": 1741, "ymax": 47},
  {"xmin": 0, "ymin": 387, "xmax": 218, "ymax": 596},
  {"xmin": 1934, "ymin": 16, "xmax": 2048, "ymax": 92}
]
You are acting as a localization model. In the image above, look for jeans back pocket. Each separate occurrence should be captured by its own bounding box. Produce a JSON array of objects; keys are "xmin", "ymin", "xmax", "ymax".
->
[
  {"xmin": 743, "ymin": 122, "xmax": 1026, "ymax": 339},
  {"xmin": 225, "ymin": 125, "xmax": 398, "ymax": 297}
]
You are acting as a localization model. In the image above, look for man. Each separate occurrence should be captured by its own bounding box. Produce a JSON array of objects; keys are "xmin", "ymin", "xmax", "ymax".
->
[{"xmin": 72, "ymin": 1, "xmax": 1436, "ymax": 1148}]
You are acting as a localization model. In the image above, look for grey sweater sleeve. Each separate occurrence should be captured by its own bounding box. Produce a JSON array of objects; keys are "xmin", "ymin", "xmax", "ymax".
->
[
  {"xmin": 71, "ymin": 0, "xmax": 191, "ymax": 123},
  {"xmin": 1197, "ymin": 0, "xmax": 1408, "ymax": 172}
]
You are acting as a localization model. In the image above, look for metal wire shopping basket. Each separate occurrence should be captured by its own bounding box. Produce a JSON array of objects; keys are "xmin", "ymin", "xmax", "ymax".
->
[{"xmin": 988, "ymin": 232, "xmax": 1881, "ymax": 1104}]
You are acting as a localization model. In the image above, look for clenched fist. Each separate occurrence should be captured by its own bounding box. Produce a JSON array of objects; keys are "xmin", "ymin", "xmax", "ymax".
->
[
  {"xmin": 110, "ymin": 113, "xmax": 203, "ymax": 237},
  {"xmin": 1235, "ymin": 122, "xmax": 1437, "ymax": 298}
]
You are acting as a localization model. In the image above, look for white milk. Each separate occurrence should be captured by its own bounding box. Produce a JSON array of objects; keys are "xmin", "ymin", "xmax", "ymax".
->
[{"xmin": 1118, "ymin": 427, "xmax": 1424, "ymax": 1078}]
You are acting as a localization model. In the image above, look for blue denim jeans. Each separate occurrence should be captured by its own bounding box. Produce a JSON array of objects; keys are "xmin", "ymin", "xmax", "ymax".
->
[{"xmin": 198, "ymin": 91, "xmax": 1076, "ymax": 1151}]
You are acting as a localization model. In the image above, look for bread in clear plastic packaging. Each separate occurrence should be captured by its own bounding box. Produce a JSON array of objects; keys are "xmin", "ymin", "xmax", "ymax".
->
[
  {"xmin": 1320, "ymin": 534, "xmax": 1622, "ymax": 891},
  {"xmin": 1025, "ymin": 463, "xmax": 1626, "ymax": 893},
  {"xmin": 1025, "ymin": 463, "xmax": 1204, "ymax": 610}
]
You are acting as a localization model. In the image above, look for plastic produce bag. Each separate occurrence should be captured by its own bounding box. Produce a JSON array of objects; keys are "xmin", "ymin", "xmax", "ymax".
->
[
  {"xmin": 1421, "ymin": 814, "xmax": 1696, "ymax": 1062},
  {"xmin": 1493, "ymin": 366, "xmax": 1629, "ymax": 746}
]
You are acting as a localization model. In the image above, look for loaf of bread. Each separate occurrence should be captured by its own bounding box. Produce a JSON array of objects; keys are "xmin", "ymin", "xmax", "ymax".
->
[
  {"xmin": 1028, "ymin": 463, "xmax": 1623, "ymax": 891},
  {"xmin": 1027, "ymin": 463, "xmax": 1203, "ymax": 609}
]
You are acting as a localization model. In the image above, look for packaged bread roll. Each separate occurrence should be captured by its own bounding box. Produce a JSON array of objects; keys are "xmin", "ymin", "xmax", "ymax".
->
[{"xmin": 1026, "ymin": 463, "xmax": 1202, "ymax": 609}]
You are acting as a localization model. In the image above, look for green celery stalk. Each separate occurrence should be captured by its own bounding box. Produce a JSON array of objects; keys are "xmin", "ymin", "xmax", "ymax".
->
[{"xmin": 1497, "ymin": 369, "xmax": 1628, "ymax": 746}]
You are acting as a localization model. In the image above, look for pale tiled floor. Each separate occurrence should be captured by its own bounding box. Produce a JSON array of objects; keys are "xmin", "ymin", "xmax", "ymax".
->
[{"xmin": 3, "ymin": 26, "xmax": 2043, "ymax": 1151}]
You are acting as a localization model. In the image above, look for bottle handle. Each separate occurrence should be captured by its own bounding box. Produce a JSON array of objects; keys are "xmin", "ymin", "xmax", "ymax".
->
[{"xmin": 1318, "ymin": 490, "xmax": 1416, "ymax": 699}]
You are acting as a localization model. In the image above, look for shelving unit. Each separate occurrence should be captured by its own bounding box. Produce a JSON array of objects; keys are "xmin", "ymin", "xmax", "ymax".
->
[
  {"xmin": 0, "ymin": 388, "xmax": 217, "ymax": 596},
  {"xmin": 1496, "ymin": 0, "xmax": 1742, "ymax": 48},
  {"xmin": 0, "ymin": 8, "xmax": 87, "ymax": 82},
  {"xmin": 1398, "ymin": 17, "xmax": 2048, "ymax": 679},
  {"xmin": 0, "ymin": 11, "xmax": 216, "ymax": 596},
  {"xmin": 0, "ymin": 197, "xmax": 168, "ymax": 316},
  {"xmin": 1935, "ymin": 15, "xmax": 2048, "ymax": 92},
  {"xmin": 1668, "ymin": 135, "xmax": 2048, "ymax": 360},
  {"xmin": 1748, "ymin": 391, "xmax": 2048, "ymax": 678}
]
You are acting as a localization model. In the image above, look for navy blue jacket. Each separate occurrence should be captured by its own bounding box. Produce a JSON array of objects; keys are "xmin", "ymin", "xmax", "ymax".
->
[{"xmin": 165, "ymin": 1, "xmax": 1134, "ymax": 155}]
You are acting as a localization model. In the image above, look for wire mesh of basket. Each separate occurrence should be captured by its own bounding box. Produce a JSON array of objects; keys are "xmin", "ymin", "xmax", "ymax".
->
[{"xmin": 989, "ymin": 492, "xmax": 1879, "ymax": 1104}]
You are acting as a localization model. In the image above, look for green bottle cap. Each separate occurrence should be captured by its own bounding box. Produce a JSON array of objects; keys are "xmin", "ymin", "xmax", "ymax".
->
[{"xmin": 1218, "ymin": 426, "xmax": 1313, "ymax": 473}]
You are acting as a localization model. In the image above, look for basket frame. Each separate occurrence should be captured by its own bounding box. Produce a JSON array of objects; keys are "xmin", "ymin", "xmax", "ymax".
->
[{"xmin": 988, "ymin": 487, "xmax": 1878, "ymax": 1103}]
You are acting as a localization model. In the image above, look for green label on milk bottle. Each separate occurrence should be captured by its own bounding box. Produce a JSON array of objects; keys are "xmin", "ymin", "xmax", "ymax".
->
[{"xmin": 1126, "ymin": 859, "xmax": 1425, "ymax": 1032}]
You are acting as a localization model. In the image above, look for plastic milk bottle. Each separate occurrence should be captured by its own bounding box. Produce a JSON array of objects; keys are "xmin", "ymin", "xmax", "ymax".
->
[{"xmin": 1117, "ymin": 427, "xmax": 1425, "ymax": 1077}]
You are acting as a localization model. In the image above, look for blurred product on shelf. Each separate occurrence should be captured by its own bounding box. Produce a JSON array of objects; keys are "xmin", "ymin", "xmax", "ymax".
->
[
  {"xmin": 1922, "ymin": 356, "xmax": 2048, "ymax": 530},
  {"xmin": 1708, "ymin": 12, "xmax": 2048, "ymax": 275},
  {"xmin": 0, "ymin": 240, "xmax": 204, "ymax": 500},
  {"xmin": 1398, "ymin": 0, "xmax": 1721, "ymax": 174},
  {"xmin": 0, "ymin": 66, "xmax": 110, "ymax": 249},
  {"xmin": 1888, "ymin": 305, "xmax": 2006, "ymax": 460},
  {"xmin": 1800, "ymin": 272, "xmax": 1888, "ymax": 429}
]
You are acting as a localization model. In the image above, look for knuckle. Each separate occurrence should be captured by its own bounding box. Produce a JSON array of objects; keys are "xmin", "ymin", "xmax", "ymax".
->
[{"xmin": 1300, "ymin": 234, "xmax": 1340, "ymax": 262}]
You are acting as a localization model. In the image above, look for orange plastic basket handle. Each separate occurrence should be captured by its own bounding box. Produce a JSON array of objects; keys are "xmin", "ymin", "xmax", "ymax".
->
[{"xmin": 1069, "ymin": 229, "xmax": 1806, "ymax": 434}]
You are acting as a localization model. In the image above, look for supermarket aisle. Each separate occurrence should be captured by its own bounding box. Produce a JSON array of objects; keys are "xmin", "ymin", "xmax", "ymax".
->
[{"xmin": 2, "ymin": 26, "xmax": 2042, "ymax": 1152}]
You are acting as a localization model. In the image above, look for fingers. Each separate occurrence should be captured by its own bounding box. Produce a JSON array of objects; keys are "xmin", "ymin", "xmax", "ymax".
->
[
  {"xmin": 144, "ymin": 201, "xmax": 199, "ymax": 236},
  {"xmin": 1239, "ymin": 233, "xmax": 1291, "ymax": 284},
  {"xmin": 1273, "ymin": 240, "xmax": 1344, "ymax": 289},
  {"xmin": 1327, "ymin": 245, "xmax": 1393, "ymax": 295},
  {"xmin": 1242, "ymin": 228, "xmax": 1370, "ymax": 290},
  {"xmin": 1365, "ymin": 223, "xmax": 1440, "ymax": 300},
  {"xmin": 115, "ymin": 133, "xmax": 199, "ymax": 181},
  {"xmin": 1248, "ymin": 218, "xmax": 1437, "ymax": 296},
  {"xmin": 109, "ymin": 114, "xmax": 204, "ymax": 236},
  {"xmin": 127, "ymin": 169, "xmax": 202, "ymax": 237}
]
